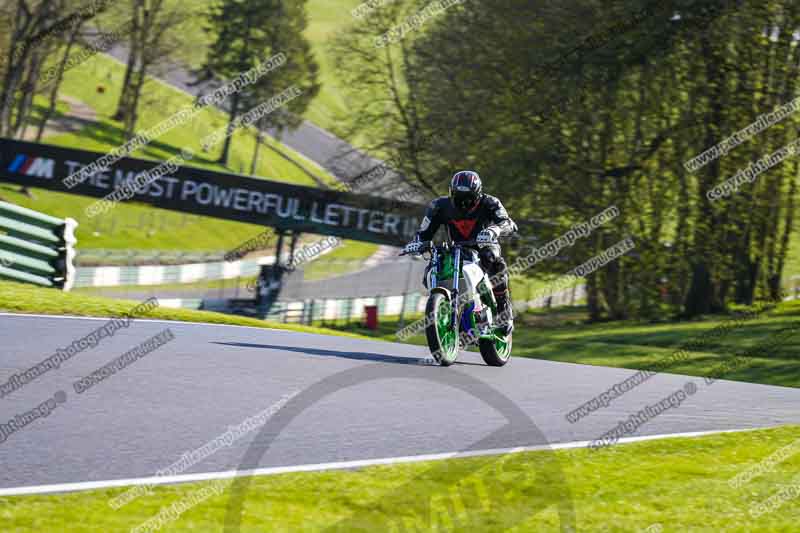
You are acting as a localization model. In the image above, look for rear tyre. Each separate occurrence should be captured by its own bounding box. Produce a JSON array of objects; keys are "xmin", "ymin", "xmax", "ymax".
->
[
  {"xmin": 425, "ymin": 292, "xmax": 459, "ymax": 366},
  {"xmin": 479, "ymin": 333, "xmax": 512, "ymax": 367}
]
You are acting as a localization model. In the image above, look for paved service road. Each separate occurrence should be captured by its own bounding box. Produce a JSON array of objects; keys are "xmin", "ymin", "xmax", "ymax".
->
[
  {"xmin": 1, "ymin": 314, "xmax": 798, "ymax": 490},
  {"xmin": 78, "ymin": 256, "xmax": 427, "ymax": 301}
]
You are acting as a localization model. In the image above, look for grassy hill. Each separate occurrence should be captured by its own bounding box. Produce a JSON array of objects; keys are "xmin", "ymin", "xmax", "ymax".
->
[
  {"xmin": 168, "ymin": 0, "xmax": 359, "ymax": 133},
  {"xmin": 2, "ymin": 50, "xmax": 377, "ymax": 257}
]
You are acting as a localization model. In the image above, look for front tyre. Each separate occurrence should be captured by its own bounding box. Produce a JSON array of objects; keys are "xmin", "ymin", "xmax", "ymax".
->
[
  {"xmin": 479, "ymin": 333, "xmax": 512, "ymax": 367},
  {"xmin": 425, "ymin": 292, "xmax": 459, "ymax": 366}
]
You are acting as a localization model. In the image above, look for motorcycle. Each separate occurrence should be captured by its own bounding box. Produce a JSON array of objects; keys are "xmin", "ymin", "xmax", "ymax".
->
[{"xmin": 401, "ymin": 239, "xmax": 512, "ymax": 367}]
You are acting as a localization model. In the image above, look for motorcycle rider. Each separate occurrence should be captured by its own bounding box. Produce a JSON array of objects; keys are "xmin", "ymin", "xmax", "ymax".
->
[{"xmin": 404, "ymin": 170, "xmax": 518, "ymax": 335}]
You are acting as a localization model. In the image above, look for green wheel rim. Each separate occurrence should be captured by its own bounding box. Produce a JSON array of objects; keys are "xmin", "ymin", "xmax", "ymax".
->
[
  {"xmin": 436, "ymin": 298, "xmax": 458, "ymax": 362},
  {"xmin": 494, "ymin": 332, "xmax": 512, "ymax": 360}
]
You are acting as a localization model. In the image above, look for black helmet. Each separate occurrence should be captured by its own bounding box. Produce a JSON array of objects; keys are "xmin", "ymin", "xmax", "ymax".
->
[{"xmin": 450, "ymin": 170, "xmax": 483, "ymax": 214}]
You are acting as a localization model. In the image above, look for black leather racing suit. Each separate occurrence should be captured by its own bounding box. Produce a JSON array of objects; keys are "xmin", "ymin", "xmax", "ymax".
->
[{"xmin": 414, "ymin": 194, "xmax": 518, "ymax": 316}]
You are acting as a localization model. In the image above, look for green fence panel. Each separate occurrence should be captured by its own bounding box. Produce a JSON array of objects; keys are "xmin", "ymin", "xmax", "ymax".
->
[
  {"xmin": 0, "ymin": 215, "xmax": 60, "ymax": 244},
  {"xmin": 0, "ymin": 202, "xmax": 77, "ymax": 290},
  {"xmin": 0, "ymin": 249, "xmax": 56, "ymax": 276},
  {"xmin": 0, "ymin": 201, "xmax": 64, "ymax": 228},
  {"xmin": 0, "ymin": 265, "xmax": 54, "ymax": 287},
  {"xmin": 0, "ymin": 234, "xmax": 59, "ymax": 259}
]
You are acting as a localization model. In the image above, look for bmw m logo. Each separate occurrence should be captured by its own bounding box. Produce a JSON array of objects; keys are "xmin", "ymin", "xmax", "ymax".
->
[{"xmin": 7, "ymin": 155, "xmax": 55, "ymax": 179}]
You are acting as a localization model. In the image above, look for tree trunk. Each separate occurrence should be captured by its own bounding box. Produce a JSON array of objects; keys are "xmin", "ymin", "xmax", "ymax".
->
[
  {"xmin": 124, "ymin": 63, "xmax": 149, "ymax": 139},
  {"xmin": 772, "ymin": 164, "xmax": 798, "ymax": 300},
  {"xmin": 218, "ymin": 88, "xmax": 241, "ymax": 166},
  {"xmin": 684, "ymin": 261, "xmax": 714, "ymax": 316},
  {"xmin": 250, "ymin": 128, "xmax": 264, "ymax": 175},
  {"xmin": 114, "ymin": 0, "xmax": 144, "ymax": 122},
  {"xmin": 113, "ymin": 53, "xmax": 137, "ymax": 122},
  {"xmin": 685, "ymin": 36, "xmax": 725, "ymax": 317},
  {"xmin": 586, "ymin": 272, "xmax": 601, "ymax": 322},
  {"xmin": 13, "ymin": 47, "xmax": 45, "ymax": 138},
  {"xmin": 36, "ymin": 28, "xmax": 80, "ymax": 142}
]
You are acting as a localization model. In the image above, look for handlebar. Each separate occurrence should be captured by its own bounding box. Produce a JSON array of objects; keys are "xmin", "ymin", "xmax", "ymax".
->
[{"xmin": 398, "ymin": 239, "xmax": 487, "ymax": 256}]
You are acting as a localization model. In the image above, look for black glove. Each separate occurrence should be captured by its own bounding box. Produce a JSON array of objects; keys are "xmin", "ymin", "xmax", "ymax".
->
[
  {"xmin": 477, "ymin": 228, "xmax": 498, "ymax": 247},
  {"xmin": 403, "ymin": 239, "xmax": 425, "ymax": 255}
]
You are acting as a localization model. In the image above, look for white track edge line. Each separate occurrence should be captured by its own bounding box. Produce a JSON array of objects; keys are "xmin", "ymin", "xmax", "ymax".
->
[
  {"xmin": 0, "ymin": 312, "xmax": 303, "ymax": 333},
  {"xmin": 0, "ymin": 426, "xmax": 770, "ymax": 497}
]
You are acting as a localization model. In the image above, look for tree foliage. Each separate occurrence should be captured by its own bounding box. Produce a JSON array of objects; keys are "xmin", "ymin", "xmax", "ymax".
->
[
  {"xmin": 200, "ymin": 0, "xmax": 319, "ymax": 165},
  {"xmin": 334, "ymin": 0, "xmax": 800, "ymax": 319}
]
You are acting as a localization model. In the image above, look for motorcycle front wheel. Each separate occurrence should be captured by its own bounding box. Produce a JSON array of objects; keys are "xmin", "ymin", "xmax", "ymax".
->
[{"xmin": 425, "ymin": 292, "xmax": 459, "ymax": 366}]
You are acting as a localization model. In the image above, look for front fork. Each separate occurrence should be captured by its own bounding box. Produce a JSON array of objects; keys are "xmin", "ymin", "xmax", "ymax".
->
[
  {"xmin": 451, "ymin": 247, "xmax": 461, "ymax": 331},
  {"xmin": 452, "ymin": 248, "xmax": 497, "ymax": 336}
]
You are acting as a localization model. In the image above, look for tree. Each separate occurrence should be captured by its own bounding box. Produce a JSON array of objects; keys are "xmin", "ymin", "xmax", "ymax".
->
[
  {"xmin": 332, "ymin": 0, "xmax": 800, "ymax": 320},
  {"xmin": 0, "ymin": 0, "xmax": 114, "ymax": 198},
  {"xmin": 0, "ymin": 0, "xmax": 111, "ymax": 137},
  {"xmin": 112, "ymin": 0, "xmax": 191, "ymax": 138},
  {"xmin": 199, "ymin": 0, "xmax": 319, "ymax": 166}
]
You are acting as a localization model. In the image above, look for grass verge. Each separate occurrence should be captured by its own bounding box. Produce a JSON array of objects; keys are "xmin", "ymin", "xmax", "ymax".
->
[
  {"xmin": 506, "ymin": 299, "xmax": 800, "ymax": 389},
  {"xmin": 0, "ymin": 280, "xmax": 367, "ymax": 340},
  {"xmin": 322, "ymin": 298, "xmax": 800, "ymax": 389},
  {"xmin": 2, "ymin": 425, "xmax": 798, "ymax": 531}
]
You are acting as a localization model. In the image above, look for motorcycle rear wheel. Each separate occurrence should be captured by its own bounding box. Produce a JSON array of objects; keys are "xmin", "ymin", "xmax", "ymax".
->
[{"xmin": 479, "ymin": 332, "xmax": 512, "ymax": 367}]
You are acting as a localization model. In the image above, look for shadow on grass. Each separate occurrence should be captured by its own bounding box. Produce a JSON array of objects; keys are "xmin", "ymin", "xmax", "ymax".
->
[{"xmin": 59, "ymin": 117, "xmax": 222, "ymax": 169}]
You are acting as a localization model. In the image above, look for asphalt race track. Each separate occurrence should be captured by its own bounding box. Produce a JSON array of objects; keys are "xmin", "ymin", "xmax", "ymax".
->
[{"xmin": 1, "ymin": 313, "xmax": 799, "ymax": 492}]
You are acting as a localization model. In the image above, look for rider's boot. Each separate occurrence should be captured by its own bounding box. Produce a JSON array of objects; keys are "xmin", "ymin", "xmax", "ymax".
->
[{"xmin": 495, "ymin": 291, "xmax": 514, "ymax": 336}]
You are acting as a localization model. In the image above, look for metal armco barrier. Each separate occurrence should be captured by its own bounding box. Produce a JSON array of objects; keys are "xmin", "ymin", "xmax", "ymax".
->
[{"xmin": 0, "ymin": 201, "xmax": 78, "ymax": 290}]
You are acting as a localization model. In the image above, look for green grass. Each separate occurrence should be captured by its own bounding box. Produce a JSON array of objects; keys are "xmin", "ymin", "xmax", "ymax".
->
[
  {"xmin": 162, "ymin": 0, "xmax": 358, "ymax": 131},
  {"xmin": 320, "ymin": 239, "xmax": 379, "ymax": 260},
  {"xmin": 0, "ymin": 280, "xmax": 368, "ymax": 339},
  {"xmin": 3, "ymin": 2, "xmax": 417, "ymax": 257},
  {"xmin": 3, "ymin": 425, "xmax": 798, "ymax": 531},
  {"xmin": 56, "ymin": 51, "xmax": 334, "ymax": 187},
  {"xmin": 20, "ymin": 97, "xmax": 72, "ymax": 132},
  {"xmin": 3, "ymin": 47, "xmax": 380, "ymax": 260},
  {"xmin": 505, "ymin": 299, "xmax": 800, "ymax": 389},
  {"xmin": 323, "ymin": 298, "xmax": 800, "ymax": 389}
]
